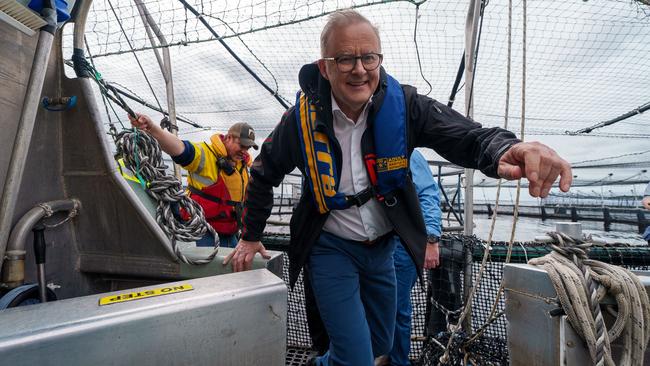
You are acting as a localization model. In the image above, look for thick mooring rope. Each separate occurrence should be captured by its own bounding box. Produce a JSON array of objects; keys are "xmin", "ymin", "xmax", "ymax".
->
[
  {"xmin": 530, "ymin": 232, "xmax": 650, "ymax": 366},
  {"xmin": 116, "ymin": 130, "xmax": 219, "ymax": 265}
]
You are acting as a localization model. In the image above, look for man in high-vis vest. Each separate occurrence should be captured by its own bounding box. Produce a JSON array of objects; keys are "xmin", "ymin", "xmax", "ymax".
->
[
  {"xmin": 128, "ymin": 113, "xmax": 257, "ymax": 248},
  {"xmin": 226, "ymin": 10, "xmax": 572, "ymax": 366}
]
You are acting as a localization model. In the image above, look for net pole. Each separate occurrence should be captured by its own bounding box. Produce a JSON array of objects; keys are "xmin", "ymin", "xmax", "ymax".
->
[
  {"xmin": 461, "ymin": 0, "xmax": 482, "ymax": 334},
  {"xmin": 133, "ymin": 0, "xmax": 182, "ymax": 179}
]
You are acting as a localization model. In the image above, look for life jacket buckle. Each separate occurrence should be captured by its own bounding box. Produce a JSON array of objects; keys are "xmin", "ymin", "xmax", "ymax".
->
[
  {"xmin": 345, "ymin": 187, "xmax": 374, "ymax": 208},
  {"xmin": 384, "ymin": 196, "xmax": 397, "ymax": 207}
]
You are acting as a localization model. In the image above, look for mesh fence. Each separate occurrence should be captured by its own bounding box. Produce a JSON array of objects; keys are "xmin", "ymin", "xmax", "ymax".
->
[
  {"xmin": 263, "ymin": 232, "xmax": 650, "ymax": 365},
  {"xmin": 65, "ymin": 0, "xmax": 650, "ymax": 140},
  {"xmin": 61, "ymin": 0, "xmax": 650, "ymax": 211}
]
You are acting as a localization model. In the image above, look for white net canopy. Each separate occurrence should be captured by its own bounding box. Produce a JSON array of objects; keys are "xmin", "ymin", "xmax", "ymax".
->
[
  {"xmin": 64, "ymin": 0, "xmax": 650, "ymax": 199},
  {"xmin": 69, "ymin": 0, "xmax": 650, "ymax": 136}
]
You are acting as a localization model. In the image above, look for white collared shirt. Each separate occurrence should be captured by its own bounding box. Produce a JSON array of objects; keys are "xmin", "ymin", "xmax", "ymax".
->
[{"xmin": 321, "ymin": 94, "xmax": 393, "ymax": 241}]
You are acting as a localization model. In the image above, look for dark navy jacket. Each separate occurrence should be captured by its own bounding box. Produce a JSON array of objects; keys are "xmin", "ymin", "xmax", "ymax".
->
[{"xmin": 242, "ymin": 63, "xmax": 520, "ymax": 287}]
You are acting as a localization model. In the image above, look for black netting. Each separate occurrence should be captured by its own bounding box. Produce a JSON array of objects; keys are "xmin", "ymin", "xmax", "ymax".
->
[{"xmin": 264, "ymin": 232, "xmax": 650, "ymax": 365}]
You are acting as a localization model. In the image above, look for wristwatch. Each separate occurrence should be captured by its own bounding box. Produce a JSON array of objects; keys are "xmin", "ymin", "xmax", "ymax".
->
[{"xmin": 427, "ymin": 234, "xmax": 440, "ymax": 244}]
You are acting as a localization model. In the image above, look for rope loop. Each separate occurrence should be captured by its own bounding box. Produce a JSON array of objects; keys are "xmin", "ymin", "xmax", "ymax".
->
[
  {"xmin": 530, "ymin": 232, "xmax": 650, "ymax": 366},
  {"xmin": 116, "ymin": 129, "xmax": 219, "ymax": 265}
]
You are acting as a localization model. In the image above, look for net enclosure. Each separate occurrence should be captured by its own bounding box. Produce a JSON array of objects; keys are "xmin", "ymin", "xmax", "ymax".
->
[
  {"xmin": 63, "ymin": 0, "xmax": 650, "ymax": 364},
  {"xmin": 263, "ymin": 233, "xmax": 650, "ymax": 365},
  {"xmin": 67, "ymin": 0, "xmax": 650, "ymax": 141}
]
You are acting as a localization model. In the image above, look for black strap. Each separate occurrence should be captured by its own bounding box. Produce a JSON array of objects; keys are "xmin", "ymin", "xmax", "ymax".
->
[
  {"xmin": 344, "ymin": 187, "xmax": 375, "ymax": 208},
  {"xmin": 188, "ymin": 186, "xmax": 241, "ymax": 207}
]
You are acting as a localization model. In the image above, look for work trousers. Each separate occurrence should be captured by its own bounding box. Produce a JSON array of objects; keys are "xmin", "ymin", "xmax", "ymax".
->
[
  {"xmin": 196, "ymin": 232, "xmax": 237, "ymax": 248},
  {"xmin": 308, "ymin": 231, "xmax": 397, "ymax": 366},
  {"xmin": 388, "ymin": 239, "xmax": 418, "ymax": 366}
]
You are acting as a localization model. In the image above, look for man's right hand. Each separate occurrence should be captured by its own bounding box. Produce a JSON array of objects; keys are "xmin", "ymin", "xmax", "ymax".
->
[
  {"xmin": 497, "ymin": 141, "xmax": 572, "ymax": 198},
  {"xmin": 643, "ymin": 196, "xmax": 650, "ymax": 210},
  {"xmin": 223, "ymin": 239, "xmax": 271, "ymax": 272},
  {"xmin": 128, "ymin": 113, "xmax": 160, "ymax": 133},
  {"xmin": 127, "ymin": 112, "xmax": 184, "ymax": 156}
]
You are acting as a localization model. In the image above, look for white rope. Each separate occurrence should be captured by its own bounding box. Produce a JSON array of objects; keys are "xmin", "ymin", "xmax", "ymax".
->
[
  {"xmin": 529, "ymin": 232, "xmax": 650, "ymax": 366},
  {"xmin": 445, "ymin": 0, "xmax": 522, "ymax": 351},
  {"xmin": 440, "ymin": 0, "xmax": 512, "ymax": 359},
  {"xmin": 484, "ymin": 0, "xmax": 524, "ymax": 326}
]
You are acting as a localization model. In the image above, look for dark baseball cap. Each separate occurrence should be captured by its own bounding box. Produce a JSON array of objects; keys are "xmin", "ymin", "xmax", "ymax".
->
[{"xmin": 228, "ymin": 122, "xmax": 258, "ymax": 150}]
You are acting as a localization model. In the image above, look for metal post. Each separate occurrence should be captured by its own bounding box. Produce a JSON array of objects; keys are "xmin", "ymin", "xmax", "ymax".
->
[
  {"xmin": 570, "ymin": 207, "xmax": 578, "ymax": 222},
  {"xmin": 0, "ymin": 7, "xmax": 57, "ymax": 272},
  {"xmin": 638, "ymin": 211, "xmax": 646, "ymax": 234},
  {"xmin": 133, "ymin": 0, "xmax": 181, "ymax": 180},
  {"xmin": 461, "ymin": 0, "xmax": 482, "ymax": 334},
  {"xmin": 603, "ymin": 207, "xmax": 611, "ymax": 232},
  {"xmin": 457, "ymin": 174, "xmax": 464, "ymax": 223},
  {"xmin": 555, "ymin": 222, "xmax": 582, "ymax": 240}
]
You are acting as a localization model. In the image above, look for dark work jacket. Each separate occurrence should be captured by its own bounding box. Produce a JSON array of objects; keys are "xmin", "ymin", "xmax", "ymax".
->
[{"xmin": 242, "ymin": 63, "xmax": 520, "ymax": 287}]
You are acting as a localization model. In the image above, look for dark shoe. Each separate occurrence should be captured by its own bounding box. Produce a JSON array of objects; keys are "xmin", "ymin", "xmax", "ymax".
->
[{"xmin": 305, "ymin": 356, "xmax": 318, "ymax": 366}]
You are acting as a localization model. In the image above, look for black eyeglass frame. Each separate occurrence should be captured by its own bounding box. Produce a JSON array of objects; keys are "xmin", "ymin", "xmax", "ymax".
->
[{"xmin": 321, "ymin": 52, "xmax": 383, "ymax": 72}]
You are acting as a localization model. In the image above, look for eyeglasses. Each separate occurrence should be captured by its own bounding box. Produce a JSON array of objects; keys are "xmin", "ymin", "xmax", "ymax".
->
[{"xmin": 322, "ymin": 52, "xmax": 383, "ymax": 73}]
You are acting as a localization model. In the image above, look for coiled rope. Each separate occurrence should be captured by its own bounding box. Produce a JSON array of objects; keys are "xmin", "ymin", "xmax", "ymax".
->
[
  {"xmin": 529, "ymin": 232, "xmax": 650, "ymax": 366},
  {"xmin": 116, "ymin": 130, "xmax": 219, "ymax": 265}
]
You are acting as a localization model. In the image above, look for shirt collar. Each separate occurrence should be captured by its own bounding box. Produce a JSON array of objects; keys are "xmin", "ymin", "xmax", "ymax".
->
[{"xmin": 330, "ymin": 93, "xmax": 372, "ymax": 123}]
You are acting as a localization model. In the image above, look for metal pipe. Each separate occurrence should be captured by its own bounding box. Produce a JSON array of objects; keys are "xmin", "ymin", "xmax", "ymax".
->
[
  {"xmin": 443, "ymin": 226, "xmax": 465, "ymax": 232},
  {"xmin": 570, "ymin": 101, "xmax": 650, "ymax": 135},
  {"xmin": 133, "ymin": 0, "xmax": 181, "ymax": 179},
  {"xmin": 1, "ymin": 200, "xmax": 80, "ymax": 289},
  {"xmin": 71, "ymin": 1, "xmax": 97, "ymax": 79},
  {"xmin": 109, "ymin": 84, "xmax": 202, "ymax": 128},
  {"xmin": 73, "ymin": 0, "xmax": 93, "ymax": 49},
  {"xmin": 0, "ymin": 3, "xmax": 58, "ymax": 273},
  {"xmin": 436, "ymin": 166, "xmax": 463, "ymax": 224},
  {"xmin": 462, "ymin": 0, "xmax": 482, "ymax": 334}
]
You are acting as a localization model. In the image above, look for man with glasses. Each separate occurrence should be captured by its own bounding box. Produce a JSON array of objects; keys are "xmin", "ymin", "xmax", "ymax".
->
[
  {"xmin": 226, "ymin": 9, "xmax": 572, "ymax": 366},
  {"xmin": 129, "ymin": 113, "xmax": 257, "ymax": 248}
]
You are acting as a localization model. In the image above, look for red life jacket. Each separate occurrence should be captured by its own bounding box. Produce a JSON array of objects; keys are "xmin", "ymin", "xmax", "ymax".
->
[
  {"xmin": 181, "ymin": 135, "xmax": 250, "ymax": 235},
  {"xmin": 186, "ymin": 177, "xmax": 242, "ymax": 235}
]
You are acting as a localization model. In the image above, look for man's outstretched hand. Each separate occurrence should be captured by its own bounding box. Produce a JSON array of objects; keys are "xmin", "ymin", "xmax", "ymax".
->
[
  {"xmin": 642, "ymin": 196, "xmax": 650, "ymax": 210},
  {"xmin": 498, "ymin": 142, "xmax": 572, "ymax": 198},
  {"xmin": 223, "ymin": 239, "xmax": 271, "ymax": 272}
]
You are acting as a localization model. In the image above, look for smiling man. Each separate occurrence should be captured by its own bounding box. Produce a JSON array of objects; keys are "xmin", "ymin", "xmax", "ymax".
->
[
  {"xmin": 129, "ymin": 114, "xmax": 257, "ymax": 248},
  {"xmin": 226, "ymin": 9, "xmax": 572, "ymax": 366}
]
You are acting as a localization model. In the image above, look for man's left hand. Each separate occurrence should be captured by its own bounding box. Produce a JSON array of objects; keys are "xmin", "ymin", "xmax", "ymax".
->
[
  {"xmin": 223, "ymin": 239, "xmax": 270, "ymax": 272},
  {"xmin": 497, "ymin": 141, "xmax": 572, "ymax": 198},
  {"xmin": 424, "ymin": 242, "xmax": 440, "ymax": 269}
]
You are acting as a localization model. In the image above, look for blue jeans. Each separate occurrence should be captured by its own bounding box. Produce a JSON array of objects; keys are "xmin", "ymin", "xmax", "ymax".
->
[
  {"xmin": 309, "ymin": 231, "xmax": 397, "ymax": 366},
  {"xmin": 389, "ymin": 238, "xmax": 418, "ymax": 366},
  {"xmin": 196, "ymin": 232, "xmax": 238, "ymax": 248}
]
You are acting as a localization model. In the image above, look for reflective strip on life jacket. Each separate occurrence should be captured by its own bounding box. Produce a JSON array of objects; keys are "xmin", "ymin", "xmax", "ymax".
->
[{"xmin": 295, "ymin": 74, "xmax": 408, "ymax": 213}]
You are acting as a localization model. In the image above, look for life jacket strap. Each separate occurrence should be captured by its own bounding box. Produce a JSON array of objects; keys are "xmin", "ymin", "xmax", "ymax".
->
[
  {"xmin": 187, "ymin": 186, "xmax": 242, "ymax": 208},
  {"xmin": 344, "ymin": 187, "xmax": 375, "ymax": 208}
]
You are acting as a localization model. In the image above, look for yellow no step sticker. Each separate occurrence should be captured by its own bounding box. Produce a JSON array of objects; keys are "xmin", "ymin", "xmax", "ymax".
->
[{"xmin": 99, "ymin": 284, "xmax": 194, "ymax": 306}]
